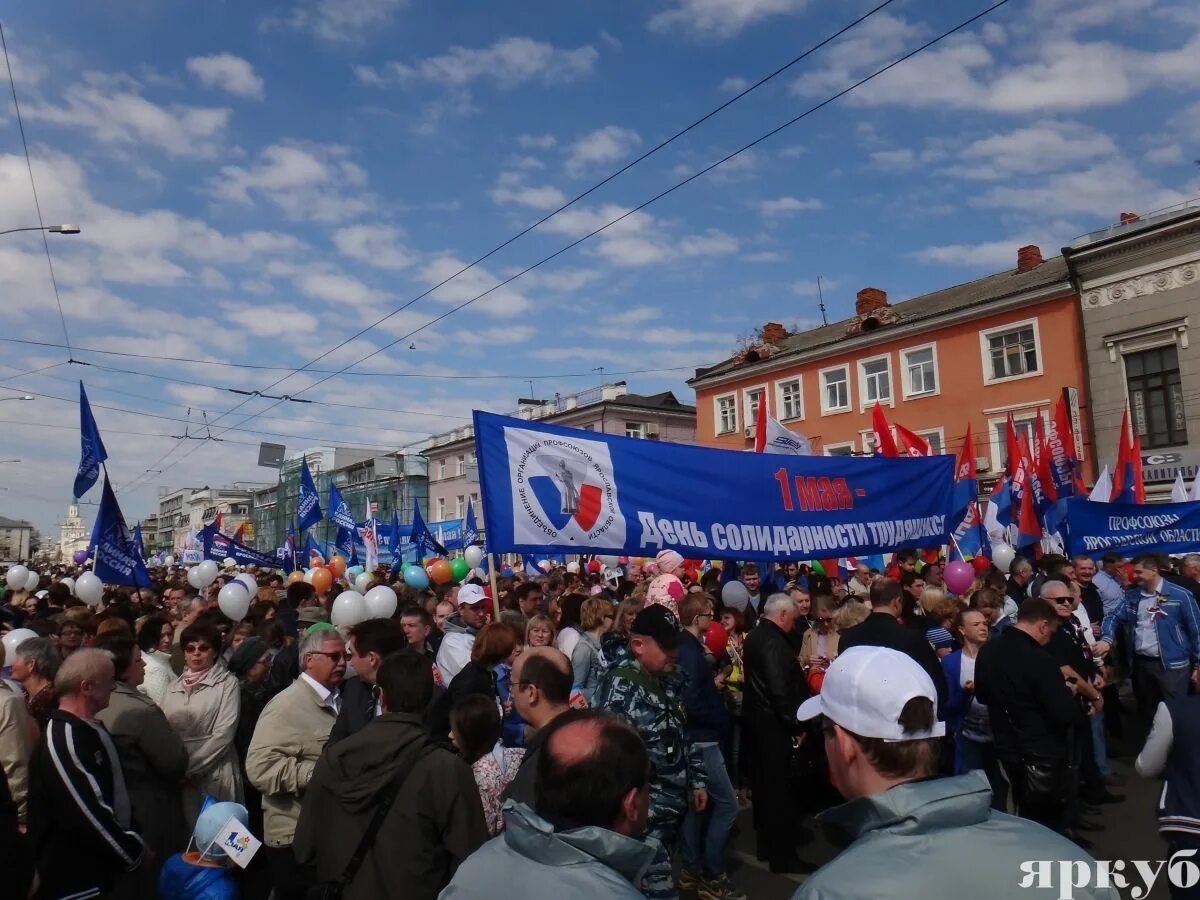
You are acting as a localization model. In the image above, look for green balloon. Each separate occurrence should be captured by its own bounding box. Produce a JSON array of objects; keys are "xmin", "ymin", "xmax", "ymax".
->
[{"xmin": 449, "ymin": 558, "xmax": 470, "ymax": 582}]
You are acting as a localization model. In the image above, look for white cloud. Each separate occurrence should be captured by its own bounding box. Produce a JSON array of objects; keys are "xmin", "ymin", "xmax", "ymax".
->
[
  {"xmin": 973, "ymin": 159, "xmax": 1183, "ymax": 217},
  {"xmin": 792, "ymin": 278, "xmax": 836, "ymax": 296},
  {"xmin": 262, "ymin": 0, "xmax": 405, "ymax": 43},
  {"xmin": 565, "ymin": 126, "xmax": 642, "ymax": 177},
  {"xmin": 540, "ymin": 203, "xmax": 739, "ymax": 268},
  {"xmin": 355, "ymin": 37, "xmax": 598, "ymax": 88},
  {"xmin": 332, "ymin": 224, "xmax": 416, "ymax": 271},
  {"xmin": 489, "ymin": 172, "xmax": 567, "ymax": 211},
  {"xmin": 742, "ymin": 250, "xmax": 786, "ymax": 263},
  {"xmin": 296, "ymin": 271, "xmax": 388, "ymax": 306},
  {"xmin": 221, "ymin": 301, "xmax": 318, "ymax": 336},
  {"xmin": 914, "ymin": 238, "xmax": 1037, "ymax": 268},
  {"xmin": 419, "ymin": 257, "xmax": 532, "ymax": 317},
  {"xmin": 1146, "ymin": 143, "xmax": 1184, "ymax": 165},
  {"xmin": 869, "ymin": 148, "xmax": 918, "ymax": 172},
  {"xmin": 650, "ymin": 0, "xmax": 809, "ymax": 38},
  {"xmin": 186, "ymin": 54, "xmax": 265, "ymax": 100},
  {"xmin": 517, "ymin": 134, "xmax": 558, "ymax": 150},
  {"xmin": 758, "ymin": 196, "xmax": 822, "ymax": 216},
  {"xmin": 720, "ymin": 76, "xmax": 751, "ymax": 93},
  {"xmin": 452, "ymin": 325, "xmax": 536, "ymax": 346},
  {"xmin": 208, "ymin": 143, "xmax": 374, "ymax": 222},
  {"xmin": 673, "ymin": 149, "xmax": 757, "ymax": 182},
  {"xmin": 948, "ymin": 121, "xmax": 1117, "ymax": 180},
  {"xmin": 24, "ymin": 77, "xmax": 229, "ymax": 158}
]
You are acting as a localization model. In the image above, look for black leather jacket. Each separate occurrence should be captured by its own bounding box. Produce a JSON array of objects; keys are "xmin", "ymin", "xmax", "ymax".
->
[{"xmin": 743, "ymin": 618, "xmax": 808, "ymax": 735}]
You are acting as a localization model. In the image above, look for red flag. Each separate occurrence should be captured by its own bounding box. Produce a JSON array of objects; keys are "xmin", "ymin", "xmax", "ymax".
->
[
  {"xmin": 233, "ymin": 523, "xmax": 246, "ymax": 544},
  {"xmin": 871, "ymin": 403, "xmax": 899, "ymax": 457},
  {"xmin": 894, "ymin": 423, "xmax": 931, "ymax": 457},
  {"xmin": 1035, "ymin": 421, "xmax": 1059, "ymax": 505},
  {"xmin": 753, "ymin": 397, "xmax": 767, "ymax": 453},
  {"xmin": 1132, "ymin": 433, "xmax": 1146, "ymax": 504},
  {"xmin": 1004, "ymin": 414, "xmax": 1022, "ymax": 477},
  {"xmin": 955, "ymin": 424, "xmax": 976, "ymax": 482},
  {"xmin": 213, "ymin": 511, "xmax": 223, "ymax": 534},
  {"xmin": 1054, "ymin": 396, "xmax": 1087, "ymax": 495},
  {"xmin": 1013, "ymin": 435, "xmax": 1042, "ymax": 546},
  {"xmin": 1112, "ymin": 409, "xmax": 1133, "ymax": 501}
]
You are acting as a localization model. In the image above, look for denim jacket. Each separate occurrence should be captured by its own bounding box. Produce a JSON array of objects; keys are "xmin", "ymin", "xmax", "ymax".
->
[{"xmin": 1102, "ymin": 579, "xmax": 1200, "ymax": 671}]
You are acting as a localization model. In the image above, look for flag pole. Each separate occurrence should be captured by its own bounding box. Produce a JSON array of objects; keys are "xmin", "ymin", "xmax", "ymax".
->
[{"xmin": 487, "ymin": 553, "xmax": 500, "ymax": 618}]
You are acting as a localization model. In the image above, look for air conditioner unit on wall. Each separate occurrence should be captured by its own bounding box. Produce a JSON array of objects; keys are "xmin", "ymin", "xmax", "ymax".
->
[{"xmin": 744, "ymin": 427, "xmax": 755, "ymax": 439}]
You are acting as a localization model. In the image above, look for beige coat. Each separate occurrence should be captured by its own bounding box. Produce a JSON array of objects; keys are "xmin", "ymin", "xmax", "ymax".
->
[
  {"xmin": 0, "ymin": 680, "xmax": 35, "ymax": 819},
  {"xmin": 161, "ymin": 663, "xmax": 243, "ymax": 824},
  {"xmin": 800, "ymin": 628, "xmax": 841, "ymax": 666},
  {"xmin": 245, "ymin": 676, "xmax": 338, "ymax": 847}
]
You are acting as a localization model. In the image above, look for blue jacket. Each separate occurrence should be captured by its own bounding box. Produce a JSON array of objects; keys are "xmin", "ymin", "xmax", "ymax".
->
[
  {"xmin": 158, "ymin": 854, "xmax": 239, "ymax": 900},
  {"xmin": 1102, "ymin": 579, "xmax": 1200, "ymax": 671},
  {"xmin": 676, "ymin": 631, "xmax": 728, "ymax": 744}
]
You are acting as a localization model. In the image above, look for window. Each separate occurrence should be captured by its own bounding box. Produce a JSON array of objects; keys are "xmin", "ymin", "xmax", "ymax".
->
[
  {"xmin": 471, "ymin": 492, "xmax": 479, "ymax": 507},
  {"xmin": 860, "ymin": 428, "xmax": 880, "ymax": 455},
  {"xmin": 455, "ymin": 495, "xmax": 465, "ymax": 519},
  {"xmin": 715, "ymin": 394, "xmax": 738, "ymax": 434},
  {"xmin": 743, "ymin": 386, "xmax": 766, "ymax": 429},
  {"xmin": 825, "ymin": 442, "xmax": 855, "ymax": 456},
  {"xmin": 1127, "ymin": 346, "xmax": 1188, "ymax": 449},
  {"xmin": 820, "ymin": 366, "xmax": 850, "ymax": 414},
  {"xmin": 581, "ymin": 423, "xmax": 595, "ymax": 431},
  {"xmin": 457, "ymin": 455, "xmax": 466, "ymax": 476},
  {"xmin": 437, "ymin": 460, "xmax": 446, "ymax": 480},
  {"xmin": 990, "ymin": 415, "xmax": 1041, "ymax": 472},
  {"xmin": 625, "ymin": 422, "xmax": 646, "ymax": 439},
  {"xmin": 915, "ymin": 429, "xmax": 944, "ymax": 455},
  {"xmin": 436, "ymin": 497, "xmax": 446, "ymax": 520},
  {"xmin": 859, "ymin": 355, "xmax": 892, "ymax": 407},
  {"xmin": 777, "ymin": 378, "xmax": 803, "ymax": 421},
  {"xmin": 902, "ymin": 345, "xmax": 938, "ymax": 398},
  {"xmin": 983, "ymin": 321, "xmax": 1041, "ymax": 382}
]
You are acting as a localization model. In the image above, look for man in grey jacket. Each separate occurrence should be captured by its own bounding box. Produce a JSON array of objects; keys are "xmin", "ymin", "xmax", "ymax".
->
[
  {"xmin": 442, "ymin": 710, "xmax": 657, "ymax": 899},
  {"xmin": 792, "ymin": 646, "xmax": 1117, "ymax": 900}
]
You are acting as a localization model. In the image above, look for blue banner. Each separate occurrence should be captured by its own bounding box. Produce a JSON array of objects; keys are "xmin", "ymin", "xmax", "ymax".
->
[
  {"xmin": 201, "ymin": 524, "xmax": 278, "ymax": 568},
  {"xmin": 1065, "ymin": 498, "xmax": 1200, "ymax": 557},
  {"xmin": 297, "ymin": 459, "xmax": 322, "ymax": 532},
  {"xmin": 474, "ymin": 411, "xmax": 957, "ymax": 562},
  {"xmin": 328, "ymin": 482, "xmax": 355, "ymax": 532},
  {"xmin": 74, "ymin": 381, "xmax": 109, "ymax": 499},
  {"xmin": 464, "ymin": 499, "xmax": 480, "ymax": 547},
  {"xmin": 93, "ymin": 475, "xmax": 151, "ymax": 588}
]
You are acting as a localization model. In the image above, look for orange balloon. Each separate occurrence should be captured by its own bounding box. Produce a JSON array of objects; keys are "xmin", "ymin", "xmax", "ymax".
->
[
  {"xmin": 328, "ymin": 556, "xmax": 347, "ymax": 579},
  {"xmin": 310, "ymin": 567, "xmax": 333, "ymax": 593},
  {"xmin": 286, "ymin": 570, "xmax": 305, "ymax": 585},
  {"xmin": 428, "ymin": 559, "xmax": 452, "ymax": 585}
]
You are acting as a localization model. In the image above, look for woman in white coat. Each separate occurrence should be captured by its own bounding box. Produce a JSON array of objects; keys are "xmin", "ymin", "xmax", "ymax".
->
[{"xmin": 160, "ymin": 622, "xmax": 242, "ymax": 823}]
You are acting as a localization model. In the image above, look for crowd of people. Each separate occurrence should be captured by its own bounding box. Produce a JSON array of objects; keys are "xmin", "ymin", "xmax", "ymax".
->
[{"xmin": 0, "ymin": 546, "xmax": 1198, "ymax": 899}]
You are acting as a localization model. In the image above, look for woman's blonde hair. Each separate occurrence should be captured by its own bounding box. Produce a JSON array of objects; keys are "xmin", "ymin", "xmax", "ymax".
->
[
  {"xmin": 525, "ymin": 614, "xmax": 557, "ymax": 646},
  {"xmin": 580, "ymin": 597, "xmax": 612, "ymax": 632}
]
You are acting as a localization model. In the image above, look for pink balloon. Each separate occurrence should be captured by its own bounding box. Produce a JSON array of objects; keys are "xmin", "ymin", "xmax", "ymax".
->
[{"xmin": 944, "ymin": 560, "xmax": 975, "ymax": 596}]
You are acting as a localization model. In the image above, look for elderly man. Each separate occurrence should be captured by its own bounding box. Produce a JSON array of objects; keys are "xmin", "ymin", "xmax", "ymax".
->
[
  {"xmin": 0, "ymin": 640, "xmax": 34, "ymax": 825},
  {"xmin": 846, "ymin": 564, "xmax": 873, "ymax": 600},
  {"xmin": 743, "ymin": 592, "xmax": 811, "ymax": 874},
  {"xmin": 436, "ymin": 584, "xmax": 489, "ymax": 684},
  {"xmin": 28, "ymin": 649, "xmax": 148, "ymax": 899},
  {"xmin": 597, "ymin": 606, "xmax": 707, "ymax": 900},
  {"xmin": 1007, "ymin": 558, "xmax": 1034, "ymax": 609},
  {"xmin": 246, "ymin": 626, "xmax": 346, "ymax": 900}
]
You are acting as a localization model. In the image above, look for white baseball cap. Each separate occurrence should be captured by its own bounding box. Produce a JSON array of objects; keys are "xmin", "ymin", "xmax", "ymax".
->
[
  {"xmin": 458, "ymin": 583, "xmax": 487, "ymax": 606},
  {"xmin": 795, "ymin": 646, "xmax": 945, "ymax": 741}
]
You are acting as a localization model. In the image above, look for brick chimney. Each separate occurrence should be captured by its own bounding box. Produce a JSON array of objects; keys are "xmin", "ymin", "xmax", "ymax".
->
[
  {"xmin": 1120, "ymin": 211, "xmax": 1140, "ymax": 225},
  {"xmin": 855, "ymin": 287, "xmax": 888, "ymax": 316},
  {"xmin": 760, "ymin": 322, "xmax": 788, "ymax": 344},
  {"xmin": 1016, "ymin": 244, "xmax": 1043, "ymax": 273}
]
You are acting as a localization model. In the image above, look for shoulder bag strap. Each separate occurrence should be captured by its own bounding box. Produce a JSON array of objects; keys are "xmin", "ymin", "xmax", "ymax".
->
[{"xmin": 337, "ymin": 744, "xmax": 436, "ymax": 889}]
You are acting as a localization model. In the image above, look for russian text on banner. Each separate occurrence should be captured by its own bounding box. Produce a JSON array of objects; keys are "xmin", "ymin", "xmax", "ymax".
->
[
  {"xmin": 474, "ymin": 410, "xmax": 957, "ymax": 562},
  {"xmin": 1064, "ymin": 498, "xmax": 1200, "ymax": 558}
]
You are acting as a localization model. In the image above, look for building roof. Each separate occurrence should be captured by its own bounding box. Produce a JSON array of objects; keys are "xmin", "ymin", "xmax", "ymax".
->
[
  {"xmin": 0, "ymin": 516, "xmax": 32, "ymax": 529},
  {"xmin": 690, "ymin": 255, "xmax": 1070, "ymax": 385},
  {"xmin": 596, "ymin": 390, "xmax": 694, "ymax": 413}
]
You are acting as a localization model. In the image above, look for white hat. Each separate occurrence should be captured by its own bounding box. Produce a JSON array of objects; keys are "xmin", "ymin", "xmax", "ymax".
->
[
  {"xmin": 795, "ymin": 646, "xmax": 945, "ymax": 741},
  {"xmin": 458, "ymin": 583, "xmax": 487, "ymax": 606}
]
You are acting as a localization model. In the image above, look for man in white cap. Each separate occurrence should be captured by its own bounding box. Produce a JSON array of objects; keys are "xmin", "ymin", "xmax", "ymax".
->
[
  {"xmin": 436, "ymin": 583, "xmax": 489, "ymax": 684},
  {"xmin": 791, "ymin": 646, "xmax": 1116, "ymax": 900}
]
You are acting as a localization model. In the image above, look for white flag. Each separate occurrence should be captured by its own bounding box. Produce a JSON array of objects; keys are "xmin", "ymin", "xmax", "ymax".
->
[
  {"xmin": 1088, "ymin": 465, "xmax": 1112, "ymax": 502},
  {"xmin": 210, "ymin": 815, "xmax": 262, "ymax": 869},
  {"xmin": 754, "ymin": 404, "xmax": 812, "ymax": 455},
  {"xmin": 1171, "ymin": 472, "xmax": 1189, "ymax": 503},
  {"xmin": 1191, "ymin": 473, "xmax": 1200, "ymax": 502}
]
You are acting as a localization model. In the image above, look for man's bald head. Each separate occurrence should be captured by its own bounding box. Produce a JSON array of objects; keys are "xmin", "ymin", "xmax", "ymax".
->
[
  {"xmin": 537, "ymin": 711, "xmax": 649, "ymax": 835},
  {"xmin": 511, "ymin": 645, "xmax": 572, "ymax": 728},
  {"xmin": 513, "ymin": 645, "xmax": 570, "ymax": 682}
]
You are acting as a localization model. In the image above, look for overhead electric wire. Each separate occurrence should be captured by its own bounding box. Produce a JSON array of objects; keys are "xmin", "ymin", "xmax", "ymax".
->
[
  {"xmin": 123, "ymin": 0, "xmax": 1014, "ymax": 497},
  {"xmin": 1, "ymin": 20, "xmax": 74, "ymax": 357}
]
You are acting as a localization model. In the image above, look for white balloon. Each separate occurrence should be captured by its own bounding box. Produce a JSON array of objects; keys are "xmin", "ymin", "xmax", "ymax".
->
[
  {"xmin": 721, "ymin": 581, "xmax": 750, "ymax": 612},
  {"xmin": 354, "ymin": 572, "xmax": 373, "ymax": 594},
  {"xmin": 235, "ymin": 573, "xmax": 258, "ymax": 595},
  {"xmin": 303, "ymin": 569, "xmax": 315, "ymax": 584},
  {"xmin": 464, "ymin": 546, "xmax": 484, "ymax": 568},
  {"xmin": 75, "ymin": 572, "xmax": 103, "ymax": 606},
  {"xmin": 59, "ymin": 576, "xmax": 75, "ymax": 596},
  {"xmin": 2, "ymin": 628, "xmax": 37, "ymax": 660},
  {"xmin": 991, "ymin": 544, "xmax": 1017, "ymax": 574},
  {"xmin": 222, "ymin": 557, "xmax": 237, "ymax": 568},
  {"xmin": 5, "ymin": 565, "xmax": 28, "ymax": 590},
  {"xmin": 24, "ymin": 570, "xmax": 40, "ymax": 592},
  {"xmin": 218, "ymin": 583, "xmax": 251, "ymax": 621},
  {"xmin": 197, "ymin": 560, "xmax": 219, "ymax": 587},
  {"xmin": 597, "ymin": 555, "xmax": 620, "ymax": 567},
  {"xmin": 164, "ymin": 555, "xmax": 176, "ymax": 566},
  {"xmin": 538, "ymin": 560, "xmax": 551, "ymax": 573},
  {"xmin": 187, "ymin": 567, "xmax": 207, "ymax": 590},
  {"xmin": 566, "ymin": 561, "xmax": 580, "ymax": 574},
  {"xmin": 468, "ymin": 567, "xmax": 486, "ymax": 580},
  {"xmin": 331, "ymin": 591, "xmax": 367, "ymax": 627},
  {"xmin": 363, "ymin": 585, "xmax": 398, "ymax": 620}
]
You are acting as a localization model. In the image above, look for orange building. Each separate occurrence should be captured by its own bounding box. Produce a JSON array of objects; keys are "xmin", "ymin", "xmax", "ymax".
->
[{"xmin": 689, "ymin": 245, "xmax": 1096, "ymax": 485}]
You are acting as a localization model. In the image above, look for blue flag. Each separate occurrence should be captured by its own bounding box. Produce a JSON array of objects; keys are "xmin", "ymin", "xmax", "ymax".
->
[
  {"xmin": 411, "ymin": 502, "xmax": 448, "ymax": 562},
  {"xmin": 389, "ymin": 510, "xmax": 403, "ymax": 575},
  {"xmin": 74, "ymin": 381, "xmax": 109, "ymax": 499},
  {"xmin": 297, "ymin": 459, "xmax": 322, "ymax": 532},
  {"xmin": 464, "ymin": 498, "xmax": 480, "ymax": 547},
  {"xmin": 93, "ymin": 475, "xmax": 151, "ymax": 588},
  {"xmin": 328, "ymin": 482, "xmax": 355, "ymax": 532},
  {"xmin": 131, "ymin": 523, "xmax": 145, "ymax": 561},
  {"xmin": 304, "ymin": 531, "xmax": 323, "ymax": 561}
]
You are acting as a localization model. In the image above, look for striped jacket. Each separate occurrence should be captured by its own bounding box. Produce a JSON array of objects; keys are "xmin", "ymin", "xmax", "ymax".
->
[{"xmin": 28, "ymin": 710, "xmax": 144, "ymax": 900}]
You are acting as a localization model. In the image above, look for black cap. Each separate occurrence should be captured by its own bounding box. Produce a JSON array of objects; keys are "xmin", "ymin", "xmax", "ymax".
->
[{"xmin": 630, "ymin": 604, "xmax": 684, "ymax": 650}]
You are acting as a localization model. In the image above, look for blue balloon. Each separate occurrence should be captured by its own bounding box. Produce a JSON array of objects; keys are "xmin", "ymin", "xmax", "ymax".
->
[
  {"xmin": 403, "ymin": 565, "xmax": 430, "ymax": 589},
  {"xmin": 347, "ymin": 565, "xmax": 364, "ymax": 578},
  {"xmin": 501, "ymin": 566, "xmax": 513, "ymax": 577}
]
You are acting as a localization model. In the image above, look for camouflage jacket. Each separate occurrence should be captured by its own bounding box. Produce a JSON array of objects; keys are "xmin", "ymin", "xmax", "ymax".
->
[{"xmin": 596, "ymin": 658, "xmax": 707, "ymax": 819}]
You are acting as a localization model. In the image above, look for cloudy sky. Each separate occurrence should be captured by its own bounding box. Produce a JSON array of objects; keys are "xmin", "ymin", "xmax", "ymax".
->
[{"xmin": 0, "ymin": 0, "xmax": 1197, "ymax": 535}]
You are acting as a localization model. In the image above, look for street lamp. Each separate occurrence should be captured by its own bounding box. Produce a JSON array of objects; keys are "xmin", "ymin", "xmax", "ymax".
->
[
  {"xmin": 0, "ymin": 459, "xmax": 19, "ymax": 464},
  {"xmin": 0, "ymin": 224, "xmax": 81, "ymax": 237},
  {"xmin": 0, "ymin": 395, "xmax": 34, "ymax": 402}
]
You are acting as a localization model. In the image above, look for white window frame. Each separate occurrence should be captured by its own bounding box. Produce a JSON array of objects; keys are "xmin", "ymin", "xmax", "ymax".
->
[
  {"xmin": 456, "ymin": 454, "xmax": 466, "ymax": 476},
  {"xmin": 437, "ymin": 459, "xmax": 446, "ymax": 480},
  {"xmin": 455, "ymin": 495, "xmax": 465, "ymax": 519},
  {"xmin": 775, "ymin": 376, "xmax": 804, "ymax": 422},
  {"xmin": 900, "ymin": 342, "xmax": 940, "ymax": 400},
  {"xmin": 625, "ymin": 422, "xmax": 646, "ymax": 439},
  {"xmin": 980, "ymin": 317, "xmax": 1044, "ymax": 385},
  {"xmin": 824, "ymin": 441, "xmax": 856, "ymax": 457},
  {"xmin": 857, "ymin": 353, "xmax": 894, "ymax": 411},
  {"xmin": 860, "ymin": 428, "xmax": 881, "ymax": 455},
  {"xmin": 914, "ymin": 427, "xmax": 945, "ymax": 455},
  {"xmin": 436, "ymin": 497, "xmax": 446, "ymax": 520},
  {"xmin": 714, "ymin": 392, "xmax": 738, "ymax": 435},
  {"xmin": 742, "ymin": 384, "xmax": 768, "ymax": 431},
  {"xmin": 819, "ymin": 364, "xmax": 851, "ymax": 416},
  {"xmin": 987, "ymin": 411, "xmax": 1048, "ymax": 473}
]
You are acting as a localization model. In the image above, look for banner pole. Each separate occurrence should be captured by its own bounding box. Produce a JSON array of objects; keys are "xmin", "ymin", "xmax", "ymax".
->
[{"xmin": 487, "ymin": 553, "xmax": 500, "ymax": 619}]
